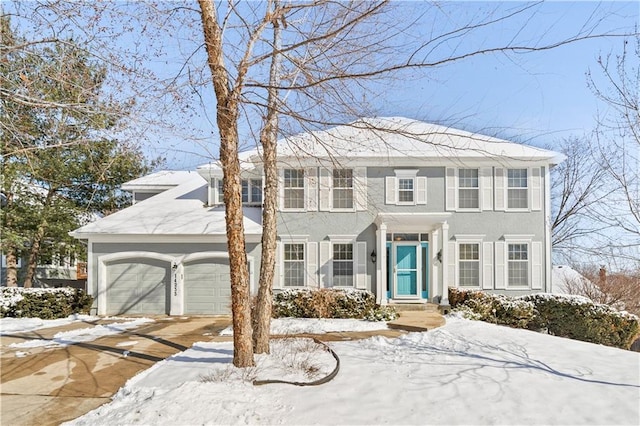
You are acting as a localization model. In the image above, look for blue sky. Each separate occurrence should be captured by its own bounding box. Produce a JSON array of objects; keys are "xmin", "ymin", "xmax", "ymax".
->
[
  {"xmin": 141, "ymin": 1, "xmax": 637, "ymax": 170},
  {"xmin": 9, "ymin": 1, "xmax": 635, "ymax": 169}
]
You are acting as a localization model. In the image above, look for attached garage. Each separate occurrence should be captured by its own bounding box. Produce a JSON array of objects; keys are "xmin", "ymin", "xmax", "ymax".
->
[
  {"xmin": 106, "ymin": 258, "xmax": 170, "ymax": 315},
  {"xmin": 184, "ymin": 258, "xmax": 231, "ymax": 315}
]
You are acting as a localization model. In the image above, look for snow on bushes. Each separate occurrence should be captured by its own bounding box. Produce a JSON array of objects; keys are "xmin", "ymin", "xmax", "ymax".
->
[
  {"xmin": 449, "ymin": 288, "xmax": 639, "ymax": 350},
  {"xmin": 522, "ymin": 293, "xmax": 639, "ymax": 350},
  {"xmin": 273, "ymin": 288, "xmax": 397, "ymax": 321},
  {"xmin": 0, "ymin": 287, "xmax": 93, "ymax": 319},
  {"xmin": 447, "ymin": 288, "xmax": 535, "ymax": 328}
]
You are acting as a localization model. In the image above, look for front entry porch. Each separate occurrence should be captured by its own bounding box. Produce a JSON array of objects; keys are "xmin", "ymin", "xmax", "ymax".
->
[{"xmin": 375, "ymin": 213, "xmax": 452, "ymax": 308}]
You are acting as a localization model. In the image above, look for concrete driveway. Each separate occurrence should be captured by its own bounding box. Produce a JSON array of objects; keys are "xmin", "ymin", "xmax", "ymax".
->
[{"xmin": 1, "ymin": 316, "xmax": 232, "ymax": 426}]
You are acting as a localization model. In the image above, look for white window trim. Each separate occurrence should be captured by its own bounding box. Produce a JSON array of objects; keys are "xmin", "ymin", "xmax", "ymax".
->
[
  {"xmin": 329, "ymin": 238, "xmax": 357, "ymax": 288},
  {"xmin": 503, "ymin": 235, "xmax": 533, "ymax": 288},
  {"xmin": 396, "ymin": 170, "xmax": 418, "ymax": 205},
  {"xmin": 282, "ymin": 168, "xmax": 307, "ymax": 212},
  {"xmin": 454, "ymin": 236, "xmax": 484, "ymax": 289},
  {"xmin": 281, "ymin": 237, "xmax": 309, "ymax": 288},
  {"xmin": 330, "ymin": 168, "xmax": 356, "ymax": 212},
  {"xmin": 242, "ymin": 178, "xmax": 263, "ymax": 206},
  {"xmin": 386, "ymin": 169, "xmax": 426, "ymax": 206},
  {"xmin": 457, "ymin": 168, "xmax": 481, "ymax": 212},
  {"xmin": 447, "ymin": 167, "xmax": 493, "ymax": 212},
  {"xmin": 506, "ymin": 168, "xmax": 530, "ymax": 212}
]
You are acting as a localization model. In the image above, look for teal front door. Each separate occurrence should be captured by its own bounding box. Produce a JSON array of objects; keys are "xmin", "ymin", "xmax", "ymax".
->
[{"xmin": 395, "ymin": 244, "xmax": 419, "ymax": 297}]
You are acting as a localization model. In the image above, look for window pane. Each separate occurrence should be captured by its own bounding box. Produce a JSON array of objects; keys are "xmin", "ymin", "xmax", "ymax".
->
[
  {"xmin": 251, "ymin": 179, "xmax": 262, "ymax": 203},
  {"xmin": 284, "ymin": 170, "xmax": 305, "ymax": 209},
  {"xmin": 459, "ymin": 261, "xmax": 480, "ymax": 287},
  {"xmin": 398, "ymin": 178, "xmax": 414, "ymax": 202},
  {"xmin": 459, "ymin": 169, "xmax": 479, "ymax": 188},
  {"xmin": 508, "ymin": 243, "xmax": 528, "ymax": 286},
  {"xmin": 241, "ymin": 180, "xmax": 249, "ymax": 203},
  {"xmin": 217, "ymin": 179, "xmax": 224, "ymax": 204},
  {"xmin": 508, "ymin": 188, "xmax": 528, "ymax": 209},
  {"xmin": 284, "ymin": 243, "xmax": 305, "ymax": 287},
  {"xmin": 508, "ymin": 244, "xmax": 528, "ymax": 260},
  {"xmin": 333, "ymin": 169, "xmax": 353, "ymax": 209},
  {"xmin": 508, "ymin": 262, "xmax": 528, "ymax": 286},
  {"xmin": 459, "ymin": 243, "xmax": 479, "ymax": 260},
  {"xmin": 459, "ymin": 188, "xmax": 479, "ymax": 209},
  {"xmin": 508, "ymin": 169, "xmax": 528, "ymax": 188},
  {"xmin": 332, "ymin": 243, "xmax": 354, "ymax": 286}
]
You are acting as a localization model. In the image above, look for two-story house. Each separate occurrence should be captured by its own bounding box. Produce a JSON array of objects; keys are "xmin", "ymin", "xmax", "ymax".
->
[{"xmin": 71, "ymin": 117, "xmax": 565, "ymax": 316}]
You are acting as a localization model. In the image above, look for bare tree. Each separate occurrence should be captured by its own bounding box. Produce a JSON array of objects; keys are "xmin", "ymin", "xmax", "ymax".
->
[
  {"xmin": 588, "ymin": 36, "xmax": 640, "ymax": 241},
  {"xmin": 550, "ymin": 137, "xmax": 608, "ymax": 259}
]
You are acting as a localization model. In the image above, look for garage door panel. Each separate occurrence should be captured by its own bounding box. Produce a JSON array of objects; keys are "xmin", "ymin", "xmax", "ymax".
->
[
  {"xmin": 184, "ymin": 259, "xmax": 231, "ymax": 315},
  {"xmin": 106, "ymin": 259, "xmax": 169, "ymax": 315}
]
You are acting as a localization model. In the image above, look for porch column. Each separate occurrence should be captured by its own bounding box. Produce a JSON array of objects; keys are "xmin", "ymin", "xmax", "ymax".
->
[
  {"xmin": 376, "ymin": 222, "xmax": 388, "ymax": 305},
  {"xmin": 431, "ymin": 228, "xmax": 439, "ymax": 304},
  {"xmin": 440, "ymin": 222, "xmax": 451, "ymax": 311}
]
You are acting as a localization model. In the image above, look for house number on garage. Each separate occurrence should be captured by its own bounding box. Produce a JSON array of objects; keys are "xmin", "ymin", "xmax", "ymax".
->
[{"xmin": 173, "ymin": 272, "xmax": 178, "ymax": 296}]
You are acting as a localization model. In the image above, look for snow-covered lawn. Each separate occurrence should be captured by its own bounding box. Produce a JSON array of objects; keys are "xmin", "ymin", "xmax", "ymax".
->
[{"xmin": 67, "ymin": 316, "xmax": 640, "ymax": 425}]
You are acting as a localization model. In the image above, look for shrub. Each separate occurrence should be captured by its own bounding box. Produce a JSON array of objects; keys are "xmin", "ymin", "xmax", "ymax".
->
[
  {"xmin": 0, "ymin": 287, "xmax": 93, "ymax": 319},
  {"xmin": 273, "ymin": 288, "xmax": 397, "ymax": 321},
  {"xmin": 522, "ymin": 293, "xmax": 639, "ymax": 350},
  {"xmin": 449, "ymin": 288, "xmax": 535, "ymax": 329},
  {"xmin": 450, "ymin": 288, "xmax": 640, "ymax": 350}
]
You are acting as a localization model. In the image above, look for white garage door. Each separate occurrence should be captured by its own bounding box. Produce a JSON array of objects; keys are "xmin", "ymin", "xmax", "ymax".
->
[
  {"xmin": 184, "ymin": 259, "xmax": 231, "ymax": 315},
  {"xmin": 106, "ymin": 259, "xmax": 170, "ymax": 315}
]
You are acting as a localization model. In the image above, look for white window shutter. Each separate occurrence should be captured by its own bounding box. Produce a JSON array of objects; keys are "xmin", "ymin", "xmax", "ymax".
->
[
  {"xmin": 481, "ymin": 167, "xmax": 493, "ymax": 211},
  {"xmin": 319, "ymin": 168, "xmax": 331, "ymax": 211},
  {"xmin": 494, "ymin": 241, "xmax": 506, "ymax": 289},
  {"xmin": 307, "ymin": 242, "xmax": 318, "ymax": 287},
  {"xmin": 385, "ymin": 176, "xmax": 396, "ymax": 205},
  {"xmin": 356, "ymin": 242, "xmax": 367, "ymax": 289},
  {"xmin": 278, "ymin": 170, "xmax": 285, "ymax": 211},
  {"xmin": 306, "ymin": 167, "xmax": 318, "ymax": 211},
  {"xmin": 273, "ymin": 242, "xmax": 282, "ymax": 288},
  {"xmin": 445, "ymin": 168, "xmax": 456, "ymax": 211},
  {"xmin": 416, "ymin": 176, "xmax": 427, "ymax": 205},
  {"xmin": 482, "ymin": 242, "xmax": 493, "ymax": 289},
  {"xmin": 531, "ymin": 241, "xmax": 542, "ymax": 290},
  {"xmin": 447, "ymin": 241, "xmax": 456, "ymax": 288},
  {"xmin": 319, "ymin": 241, "xmax": 331, "ymax": 288},
  {"xmin": 354, "ymin": 167, "xmax": 367, "ymax": 211},
  {"xmin": 531, "ymin": 167, "xmax": 542, "ymax": 211},
  {"xmin": 494, "ymin": 168, "xmax": 506, "ymax": 211}
]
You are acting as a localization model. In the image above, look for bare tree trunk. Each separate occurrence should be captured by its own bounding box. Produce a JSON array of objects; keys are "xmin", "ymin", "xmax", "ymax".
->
[
  {"xmin": 198, "ymin": 0, "xmax": 254, "ymax": 368},
  {"xmin": 253, "ymin": 3, "xmax": 282, "ymax": 354},
  {"xmin": 5, "ymin": 247, "xmax": 18, "ymax": 287}
]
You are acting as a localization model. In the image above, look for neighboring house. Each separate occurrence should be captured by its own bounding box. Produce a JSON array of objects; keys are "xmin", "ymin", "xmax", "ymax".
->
[
  {"xmin": 71, "ymin": 117, "xmax": 565, "ymax": 316},
  {"xmin": 0, "ymin": 252, "xmax": 87, "ymax": 289},
  {"xmin": 551, "ymin": 265, "xmax": 593, "ymax": 295}
]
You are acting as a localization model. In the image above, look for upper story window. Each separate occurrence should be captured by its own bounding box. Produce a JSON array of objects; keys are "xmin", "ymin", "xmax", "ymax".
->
[
  {"xmin": 283, "ymin": 243, "xmax": 305, "ymax": 287},
  {"xmin": 458, "ymin": 169, "xmax": 479, "ymax": 209},
  {"xmin": 284, "ymin": 169, "xmax": 305, "ymax": 210},
  {"xmin": 507, "ymin": 243, "xmax": 528, "ymax": 286},
  {"xmin": 507, "ymin": 169, "xmax": 528, "ymax": 209},
  {"xmin": 385, "ymin": 170, "xmax": 426, "ymax": 206},
  {"xmin": 242, "ymin": 179, "xmax": 263, "ymax": 205},
  {"xmin": 398, "ymin": 178, "xmax": 414, "ymax": 203},
  {"xmin": 332, "ymin": 169, "xmax": 353, "ymax": 209},
  {"xmin": 332, "ymin": 243, "xmax": 354, "ymax": 286},
  {"xmin": 458, "ymin": 243, "xmax": 480, "ymax": 287}
]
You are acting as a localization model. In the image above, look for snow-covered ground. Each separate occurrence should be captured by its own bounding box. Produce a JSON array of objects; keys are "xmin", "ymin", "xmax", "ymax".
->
[
  {"xmin": 66, "ymin": 316, "xmax": 640, "ymax": 425},
  {"xmin": 1, "ymin": 315, "xmax": 154, "ymax": 349}
]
